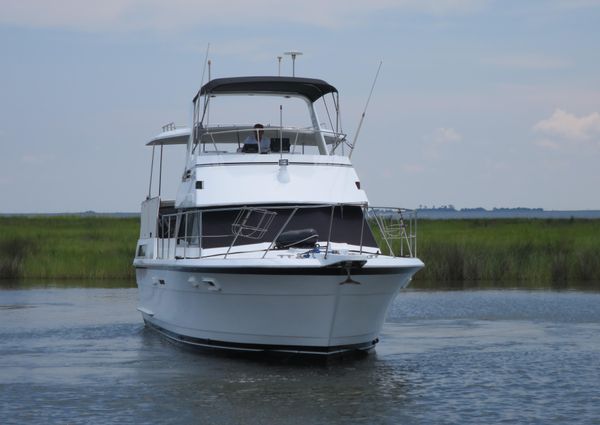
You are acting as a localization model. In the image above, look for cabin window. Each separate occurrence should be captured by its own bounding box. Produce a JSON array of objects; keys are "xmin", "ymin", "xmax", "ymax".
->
[
  {"xmin": 158, "ymin": 214, "xmax": 177, "ymax": 238},
  {"xmin": 199, "ymin": 205, "xmax": 376, "ymax": 249},
  {"xmin": 177, "ymin": 211, "xmax": 202, "ymax": 246}
]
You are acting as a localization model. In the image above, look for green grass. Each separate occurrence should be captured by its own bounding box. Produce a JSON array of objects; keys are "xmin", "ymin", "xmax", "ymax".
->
[
  {"xmin": 1, "ymin": 217, "xmax": 600, "ymax": 288},
  {"xmin": 409, "ymin": 219, "xmax": 600, "ymax": 288},
  {"xmin": 0, "ymin": 216, "xmax": 139, "ymax": 280}
]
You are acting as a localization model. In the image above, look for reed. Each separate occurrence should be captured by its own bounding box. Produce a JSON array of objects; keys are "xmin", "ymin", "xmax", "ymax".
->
[
  {"xmin": 0, "ymin": 237, "xmax": 34, "ymax": 278},
  {"xmin": 1, "ymin": 216, "xmax": 599, "ymax": 287},
  {"xmin": 408, "ymin": 219, "xmax": 600, "ymax": 287},
  {"xmin": 0, "ymin": 216, "xmax": 139, "ymax": 280}
]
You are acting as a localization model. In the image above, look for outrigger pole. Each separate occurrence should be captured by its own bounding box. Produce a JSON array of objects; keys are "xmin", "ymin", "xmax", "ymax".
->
[{"xmin": 349, "ymin": 61, "xmax": 383, "ymax": 159}]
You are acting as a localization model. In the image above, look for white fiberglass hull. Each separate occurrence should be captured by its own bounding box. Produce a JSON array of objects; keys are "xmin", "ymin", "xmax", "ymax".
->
[{"xmin": 135, "ymin": 257, "xmax": 422, "ymax": 355}]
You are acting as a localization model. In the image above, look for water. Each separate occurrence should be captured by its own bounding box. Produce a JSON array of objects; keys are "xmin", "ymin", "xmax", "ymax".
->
[{"xmin": 1, "ymin": 284, "xmax": 599, "ymax": 424}]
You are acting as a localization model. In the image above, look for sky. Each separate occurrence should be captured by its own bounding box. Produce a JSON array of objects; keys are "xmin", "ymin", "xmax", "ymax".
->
[{"xmin": 1, "ymin": 0, "xmax": 599, "ymax": 213}]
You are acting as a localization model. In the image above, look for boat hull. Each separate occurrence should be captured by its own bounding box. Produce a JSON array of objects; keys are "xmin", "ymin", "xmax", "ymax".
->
[{"xmin": 135, "ymin": 264, "xmax": 420, "ymax": 355}]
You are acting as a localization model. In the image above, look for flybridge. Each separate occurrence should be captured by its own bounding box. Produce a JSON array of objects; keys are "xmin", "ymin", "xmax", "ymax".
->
[
  {"xmin": 145, "ymin": 76, "xmax": 356, "ymax": 203},
  {"xmin": 148, "ymin": 76, "xmax": 349, "ymax": 155},
  {"xmin": 190, "ymin": 75, "xmax": 347, "ymax": 156}
]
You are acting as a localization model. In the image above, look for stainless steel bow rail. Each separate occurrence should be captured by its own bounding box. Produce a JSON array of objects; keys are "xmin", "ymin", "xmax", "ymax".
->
[
  {"xmin": 155, "ymin": 204, "xmax": 417, "ymax": 260},
  {"xmin": 366, "ymin": 207, "xmax": 417, "ymax": 258}
]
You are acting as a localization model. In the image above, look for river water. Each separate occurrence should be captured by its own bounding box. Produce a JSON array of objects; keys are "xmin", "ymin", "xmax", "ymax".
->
[{"xmin": 1, "ymin": 283, "xmax": 599, "ymax": 424}]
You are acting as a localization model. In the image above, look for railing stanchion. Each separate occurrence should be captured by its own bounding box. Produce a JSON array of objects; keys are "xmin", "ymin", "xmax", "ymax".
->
[
  {"xmin": 399, "ymin": 209, "xmax": 404, "ymax": 257},
  {"xmin": 184, "ymin": 212, "xmax": 188, "ymax": 259},
  {"xmin": 165, "ymin": 216, "xmax": 168, "ymax": 259},
  {"xmin": 159, "ymin": 216, "xmax": 163, "ymax": 259},
  {"xmin": 167, "ymin": 214, "xmax": 175, "ymax": 258},
  {"xmin": 325, "ymin": 205, "xmax": 335, "ymax": 259},
  {"xmin": 262, "ymin": 208, "xmax": 298, "ymax": 259},
  {"xmin": 359, "ymin": 205, "xmax": 366, "ymax": 254},
  {"xmin": 414, "ymin": 209, "xmax": 418, "ymax": 258},
  {"xmin": 199, "ymin": 210, "xmax": 203, "ymax": 259},
  {"xmin": 380, "ymin": 212, "xmax": 395, "ymax": 256}
]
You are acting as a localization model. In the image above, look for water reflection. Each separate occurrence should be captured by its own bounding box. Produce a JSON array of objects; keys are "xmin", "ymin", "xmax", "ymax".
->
[{"xmin": 132, "ymin": 329, "xmax": 415, "ymax": 424}]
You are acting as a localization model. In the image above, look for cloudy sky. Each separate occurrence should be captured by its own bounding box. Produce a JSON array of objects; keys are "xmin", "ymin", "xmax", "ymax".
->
[{"xmin": 1, "ymin": 0, "xmax": 599, "ymax": 212}]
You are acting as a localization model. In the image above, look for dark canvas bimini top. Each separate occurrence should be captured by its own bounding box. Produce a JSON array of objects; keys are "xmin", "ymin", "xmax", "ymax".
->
[{"xmin": 195, "ymin": 76, "xmax": 338, "ymax": 103}]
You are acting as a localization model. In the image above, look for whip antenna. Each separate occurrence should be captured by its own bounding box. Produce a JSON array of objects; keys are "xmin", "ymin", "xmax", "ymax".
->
[
  {"xmin": 189, "ymin": 42, "xmax": 211, "ymax": 171},
  {"xmin": 200, "ymin": 43, "xmax": 211, "ymax": 87},
  {"xmin": 349, "ymin": 61, "xmax": 383, "ymax": 159}
]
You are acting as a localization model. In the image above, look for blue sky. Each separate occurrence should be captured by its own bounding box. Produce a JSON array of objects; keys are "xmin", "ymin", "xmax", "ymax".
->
[{"xmin": 1, "ymin": 0, "xmax": 599, "ymax": 212}]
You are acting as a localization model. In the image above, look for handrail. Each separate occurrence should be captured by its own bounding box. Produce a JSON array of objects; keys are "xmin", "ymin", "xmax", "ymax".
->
[
  {"xmin": 192, "ymin": 126, "xmax": 347, "ymax": 154},
  {"xmin": 155, "ymin": 204, "xmax": 418, "ymax": 260},
  {"xmin": 366, "ymin": 207, "xmax": 418, "ymax": 258},
  {"xmin": 261, "ymin": 207, "xmax": 298, "ymax": 259}
]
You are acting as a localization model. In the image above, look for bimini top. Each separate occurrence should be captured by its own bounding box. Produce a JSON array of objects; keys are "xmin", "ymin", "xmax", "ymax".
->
[{"xmin": 195, "ymin": 76, "xmax": 338, "ymax": 103}]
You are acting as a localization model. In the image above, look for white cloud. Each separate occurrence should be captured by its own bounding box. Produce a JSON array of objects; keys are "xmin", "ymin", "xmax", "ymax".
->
[
  {"xmin": 533, "ymin": 109, "xmax": 600, "ymax": 143},
  {"xmin": 422, "ymin": 127, "xmax": 462, "ymax": 159},
  {"xmin": 0, "ymin": 0, "xmax": 488, "ymax": 32},
  {"xmin": 429, "ymin": 127, "xmax": 462, "ymax": 144}
]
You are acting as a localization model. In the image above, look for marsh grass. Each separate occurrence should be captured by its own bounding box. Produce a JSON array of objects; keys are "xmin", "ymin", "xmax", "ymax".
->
[
  {"xmin": 409, "ymin": 219, "xmax": 600, "ymax": 287},
  {"xmin": 0, "ymin": 237, "xmax": 35, "ymax": 278},
  {"xmin": 1, "ymin": 216, "xmax": 599, "ymax": 287},
  {"xmin": 0, "ymin": 216, "xmax": 138, "ymax": 280}
]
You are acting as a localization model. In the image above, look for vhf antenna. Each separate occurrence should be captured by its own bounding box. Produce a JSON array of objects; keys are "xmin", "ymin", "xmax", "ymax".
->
[
  {"xmin": 199, "ymin": 43, "xmax": 211, "ymax": 89},
  {"xmin": 349, "ymin": 61, "xmax": 383, "ymax": 159},
  {"xmin": 284, "ymin": 51, "xmax": 303, "ymax": 76}
]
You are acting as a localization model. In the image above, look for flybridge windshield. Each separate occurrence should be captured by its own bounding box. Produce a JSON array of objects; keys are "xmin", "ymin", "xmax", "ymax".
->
[
  {"xmin": 191, "ymin": 78, "xmax": 346, "ymax": 155},
  {"xmin": 192, "ymin": 97, "xmax": 346, "ymax": 155},
  {"xmin": 203, "ymin": 94, "xmax": 313, "ymax": 129}
]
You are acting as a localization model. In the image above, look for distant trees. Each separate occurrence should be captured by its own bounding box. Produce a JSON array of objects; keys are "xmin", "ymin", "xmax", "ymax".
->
[
  {"xmin": 417, "ymin": 205, "xmax": 544, "ymax": 212},
  {"xmin": 418, "ymin": 204, "xmax": 456, "ymax": 211}
]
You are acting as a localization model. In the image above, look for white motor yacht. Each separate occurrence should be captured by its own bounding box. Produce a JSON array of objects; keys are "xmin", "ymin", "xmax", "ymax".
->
[{"xmin": 133, "ymin": 76, "xmax": 424, "ymax": 355}]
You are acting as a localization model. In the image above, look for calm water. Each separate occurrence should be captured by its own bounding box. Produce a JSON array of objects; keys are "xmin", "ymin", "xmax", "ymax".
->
[{"xmin": 1, "ymin": 283, "xmax": 599, "ymax": 424}]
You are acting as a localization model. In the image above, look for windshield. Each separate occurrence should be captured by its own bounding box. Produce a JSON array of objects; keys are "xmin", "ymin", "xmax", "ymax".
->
[{"xmin": 203, "ymin": 94, "xmax": 313, "ymax": 129}]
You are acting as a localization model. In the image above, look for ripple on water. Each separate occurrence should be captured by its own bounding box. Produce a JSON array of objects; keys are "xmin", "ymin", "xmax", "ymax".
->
[{"xmin": 0, "ymin": 287, "xmax": 599, "ymax": 424}]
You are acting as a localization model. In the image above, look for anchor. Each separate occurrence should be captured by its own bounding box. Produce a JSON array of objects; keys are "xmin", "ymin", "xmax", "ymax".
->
[
  {"xmin": 340, "ymin": 266, "xmax": 361, "ymax": 285},
  {"xmin": 327, "ymin": 260, "xmax": 366, "ymax": 285}
]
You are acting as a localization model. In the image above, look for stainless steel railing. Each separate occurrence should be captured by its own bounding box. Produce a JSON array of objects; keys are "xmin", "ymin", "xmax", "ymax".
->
[
  {"xmin": 366, "ymin": 207, "xmax": 417, "ymax": 258},
  {"xmin": 191, "ymin": 126, "xmax": 346, "ymax": 155},
  {"xmin": 155, "ymin": 204, "xmax": 417, "ymax": 260}
]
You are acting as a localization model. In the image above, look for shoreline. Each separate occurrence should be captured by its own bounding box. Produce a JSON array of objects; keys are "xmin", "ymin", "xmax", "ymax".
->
[{"xmin": 2, "ymin": 216, "xmax": 599, "ymax": 287}]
